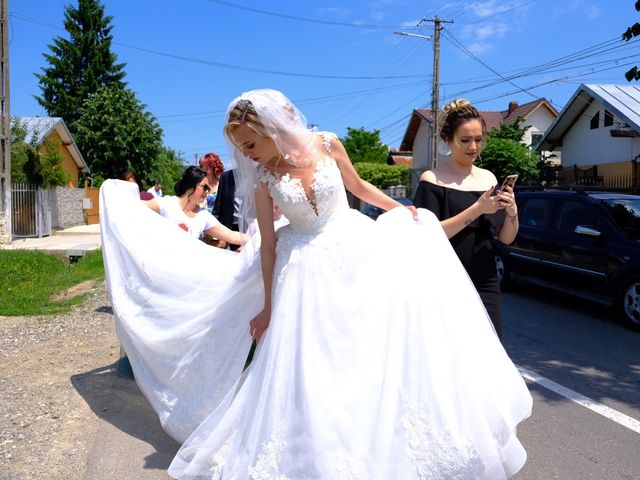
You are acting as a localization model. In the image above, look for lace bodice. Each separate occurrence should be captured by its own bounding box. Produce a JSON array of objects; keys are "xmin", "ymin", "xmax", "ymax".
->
[{"xmin": 256, "ymin": 133, "xmax": 349, "ymax": 234}]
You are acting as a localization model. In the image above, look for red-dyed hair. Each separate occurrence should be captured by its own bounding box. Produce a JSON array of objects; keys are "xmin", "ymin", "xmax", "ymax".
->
[{"xmin": 198, "ymin": 152, "xmax": 224, "ymax": 177}]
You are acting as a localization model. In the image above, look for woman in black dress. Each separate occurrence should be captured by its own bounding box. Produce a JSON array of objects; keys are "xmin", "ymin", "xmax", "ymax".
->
[{"xmin": 413, "ymin": 99, "xmax": 519, "ymax": 338}]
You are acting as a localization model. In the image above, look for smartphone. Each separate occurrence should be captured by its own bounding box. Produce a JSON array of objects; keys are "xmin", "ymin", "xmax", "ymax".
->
[{"xmin": 496, "ymin": 174, "xmax": 518, "ymax": 193}]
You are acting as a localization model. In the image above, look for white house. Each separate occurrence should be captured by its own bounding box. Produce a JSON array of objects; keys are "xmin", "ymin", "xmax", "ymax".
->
[
  {"xmin": 536, "ymin": 83, "xmax": 640, "ymax": 187},
  {"xmin": 398, "ymin": 98, "xmax": 558, "ymax": 190}
]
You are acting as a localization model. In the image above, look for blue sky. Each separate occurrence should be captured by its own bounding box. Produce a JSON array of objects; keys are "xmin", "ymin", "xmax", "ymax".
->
[{"xmin": 10, "ymin": 0, "xmax": 640, "ymax": 166}]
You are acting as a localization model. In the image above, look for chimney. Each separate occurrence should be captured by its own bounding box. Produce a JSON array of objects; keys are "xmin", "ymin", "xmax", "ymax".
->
[{"xmin": 507, "ymin": 101, "xmax": 518, "ymax": 116}]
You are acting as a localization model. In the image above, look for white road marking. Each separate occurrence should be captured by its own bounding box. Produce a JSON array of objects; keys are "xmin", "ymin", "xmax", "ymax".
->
[{"xmin": 517, "ymin": 365, "xmax": 640, "ymax": 434}]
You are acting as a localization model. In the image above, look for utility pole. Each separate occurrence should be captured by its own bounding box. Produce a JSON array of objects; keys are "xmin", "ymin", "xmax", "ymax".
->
[
  {"xmin": 420, "ymin": 17, "xmax": 453, "ymax": 169},
  {"xmin": 0, "ymin": 0, "xmax": 10, "ymax": 244}
]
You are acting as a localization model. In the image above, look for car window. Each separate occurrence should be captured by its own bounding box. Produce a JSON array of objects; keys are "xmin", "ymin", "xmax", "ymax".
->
[
  {"xmin": 521, "ymin": 198, "xmax": 552, "ymax": 227},
  {"xmin": 556, "ymin": 200, "xmax": 599, "ymax": 233},
  {"xmin": 600, "ymin": 198, "xmax": 640, "ymax": 240}
]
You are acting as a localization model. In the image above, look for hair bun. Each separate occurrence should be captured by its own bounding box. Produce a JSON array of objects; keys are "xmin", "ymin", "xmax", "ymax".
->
[
  {"xmin": 442, "ymin": 99, "xmax": 471, "ymax": 115},
  {"xmin": 438, "ymin": 98, "xmax": 484, "ymax": 142}
]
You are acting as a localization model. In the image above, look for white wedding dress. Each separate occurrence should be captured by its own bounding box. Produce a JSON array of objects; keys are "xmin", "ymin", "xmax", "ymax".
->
[{"xmin": 100, "ymin": 135, "xmax": 531, "ymax": 480}]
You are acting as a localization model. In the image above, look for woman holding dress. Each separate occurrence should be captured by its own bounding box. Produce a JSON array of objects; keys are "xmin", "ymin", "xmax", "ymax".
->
[
  {"xmin": 413, "ymin": 99, "xmax": 519, "ymax": 338},
  {"xmin": 99, "ymin": 89, "xmax": 531, "ymax": 480},
  {"xmin": 143, "ymin": 165, "xmax": 246, "ymax": 246}
]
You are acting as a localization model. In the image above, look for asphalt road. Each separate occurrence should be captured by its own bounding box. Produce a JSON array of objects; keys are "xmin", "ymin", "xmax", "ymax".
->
[
  {"xmin": 83, "ymin": 284, "xmax": 640, "ymax": 479},
  {"xmin": 503, "ymin": 284, "xmax": 640, "ymax": 480}
]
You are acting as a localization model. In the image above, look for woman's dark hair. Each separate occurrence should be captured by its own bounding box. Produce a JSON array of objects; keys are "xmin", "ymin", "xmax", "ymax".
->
[
  {"xmin": 174, "ymin": 166, "xmax": 207, "ymax": 197},
  {"xmin": 121, "ymin": 170, "xmax": 142, "ymax": 191},
  {"xmin": 439, "ymin": 99, "xmax": 486, "ymax": 142}
]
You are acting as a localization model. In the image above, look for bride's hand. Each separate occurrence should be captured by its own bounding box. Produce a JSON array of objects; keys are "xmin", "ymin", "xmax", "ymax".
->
[
  {"xmin": 249, "ymin": 308, "xmax": 271, "ymax": 342},
  {"xmin": 405, "ymin": 205, "xmax": 418, "ymax": 220}
]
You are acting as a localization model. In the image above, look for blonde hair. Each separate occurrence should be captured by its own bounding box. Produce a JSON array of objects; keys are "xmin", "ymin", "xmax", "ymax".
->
[
  {"xmin": 223, "ymin": 100, "xmax": 270, "ymax": 147},
  {"xmin": 439, "ymin": 98, "xmax": 486, "ymax": 142}
]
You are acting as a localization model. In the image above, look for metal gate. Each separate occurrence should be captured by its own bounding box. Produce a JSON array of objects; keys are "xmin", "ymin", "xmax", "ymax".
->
[{"xmin": 11, "ymin": 183, "xmax": 52, "ymax": 238}]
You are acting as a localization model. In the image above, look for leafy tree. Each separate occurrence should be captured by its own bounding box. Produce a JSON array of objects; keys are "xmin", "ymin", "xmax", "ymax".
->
[
  {"xmin": 74, "ymin": 86, "xmax": 163, "ymax": 182},
  {"xmin": 353, "ymin": 163, "xmax": 410, "ymax": 190},
  {"xmin": 477, "ymin": 119, "xmax": 540, "ymax": 184},
  {"xmin": 148, "ymin": 146, "xmax": 188, "ymax": 195},
  {"xmin": 340, "ymin": 126, "xmax": 410, "ymax": 190},
  {"xmin": 39, "ymin": 139, "xmax": 72, "ymax": 188},
  {"xmin": 35, "ymin": 0, "xmax": 126, "ymax": 129},
  {"xmin": 537, "ymin": 156, "xmax": 562, "ymax": 186},
  {"xmin": 10, "ymin": 118, "xmax": 39, "ymax": 184},
  {"xmin": 487, "ymin": 117, "xmax": 529, "ymax": 142},
  {"xmin": 10, "ymin": 119, "xmax": 70, "ymax": 187},
  {"xmin": 341, "ymin": 127, "xmax": 388, "ymax": 164},
  {"xmin": 622, "ymin": 1, "xmax": 640, "ymax": 81}
]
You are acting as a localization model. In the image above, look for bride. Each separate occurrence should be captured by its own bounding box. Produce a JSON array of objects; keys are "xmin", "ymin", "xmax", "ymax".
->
[{"xmin": 100, "ymin": 89, "xmax": 531, "ymax": 479}]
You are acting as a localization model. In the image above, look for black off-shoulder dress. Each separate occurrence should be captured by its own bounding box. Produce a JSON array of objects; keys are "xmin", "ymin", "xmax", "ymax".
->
[{"xmin": 414, "ymin": 181, "xmax": 505, "ymax": 338}]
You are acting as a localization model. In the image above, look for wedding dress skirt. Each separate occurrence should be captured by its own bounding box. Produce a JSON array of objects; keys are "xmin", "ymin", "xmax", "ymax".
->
[{"xmin": 100, "ymin": 176, "xmax": 531, "ymax": 480}]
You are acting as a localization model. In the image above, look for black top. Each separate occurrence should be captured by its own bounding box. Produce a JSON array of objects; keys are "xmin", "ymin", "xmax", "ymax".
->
[
  {"xmin": 414, "ymin": 181, "xmax": 504, "ymax": 283},
  {"xmin": 213, "ymin": 170, "xmax": 237, "ymax": 230}
]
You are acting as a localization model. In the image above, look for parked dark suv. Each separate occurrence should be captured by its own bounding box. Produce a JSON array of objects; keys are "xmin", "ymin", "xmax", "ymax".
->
[{"xmin": 494, "ymin": 188, "xmax": 640, "ymax": 331}]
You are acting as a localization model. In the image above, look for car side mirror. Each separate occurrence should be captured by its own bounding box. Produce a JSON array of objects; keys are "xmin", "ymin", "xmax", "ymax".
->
[{"xmin": 575, "ymin": 225, "xmax": 602, "ymax": 237}]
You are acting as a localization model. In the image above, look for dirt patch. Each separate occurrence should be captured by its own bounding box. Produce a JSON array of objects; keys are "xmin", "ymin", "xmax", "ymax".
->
[
  {"xmin": 49, "ymin": 279, "xmax": 95, "ymax": 302},
  {"xmin": 0, "ymin": 281, "xmax": 119, "ymax": 480}
]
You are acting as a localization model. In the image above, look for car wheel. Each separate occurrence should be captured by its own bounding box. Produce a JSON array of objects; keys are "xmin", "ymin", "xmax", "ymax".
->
[
  {"xmin": 618, "ymin": 275, "xmax": 640, "ymax": 332},
  {"xmin": 495, "ymin": 251, "xmax": 511, "ymax": 291}
]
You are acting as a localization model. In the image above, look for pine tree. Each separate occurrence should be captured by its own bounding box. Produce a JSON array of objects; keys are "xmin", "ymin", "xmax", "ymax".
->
[{"xmin": 34, "ymin": 0, "xmax": 126, "ymax": 129}]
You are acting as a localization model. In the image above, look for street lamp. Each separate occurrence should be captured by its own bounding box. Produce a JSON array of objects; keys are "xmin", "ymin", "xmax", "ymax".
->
[{"xmin": 393, "ymin": 31, "xmax": 432, "ymax": 41}]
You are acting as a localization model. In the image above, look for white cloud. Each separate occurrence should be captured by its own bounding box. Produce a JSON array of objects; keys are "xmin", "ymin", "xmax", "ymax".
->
[
  {"xmin": 367, "ymin": 0, "xmax": 407, "ymax": 22},
  {"xmin": 471, "ymin": 0, "xmax": 505, "ymax": 18},
  {"xmin": 473, "ymin": 22, "xmax": 509, "ymax": 40},
  {"xmin": 316, "ymin": 7, "xmax": 351, "ymax": 17},
  {"xmin": 552, "ymin": 0, "xmax": 601, "ymax": 20},
  {"xmin": 584, "ymin": 5, "xmax": 601, "ymax": 19},
  {"xmin": 465, "ymin": 41, "xmax": 496, "ymax": 56},
  {"xmin": 400, "ymin": 19, "xmax": 423, "ymax": 27},
  {"xmin": 371, "ymin": 9, "xmax": 386, "ymax": 21}
]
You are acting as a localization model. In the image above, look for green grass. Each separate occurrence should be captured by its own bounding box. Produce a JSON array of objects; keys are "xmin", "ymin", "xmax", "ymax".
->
[{"xmin": 0, "ymin": 249, "xmax": 105, "ymax": 316}]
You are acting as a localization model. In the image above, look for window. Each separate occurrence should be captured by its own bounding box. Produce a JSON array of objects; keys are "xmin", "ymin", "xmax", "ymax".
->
[
  {"xmin": 604, "ymin": 109, "xmax": 614, "ymax": 127},
  {"xmin": 521, "ymin": 198, "xmax": 552, "ymax": 228},
  {"xmin": 590, "ymin": 111, "xmax": 600, "ymax": 129},
  {"xmin": 556, "ymin": 201, "xmax": 597, "ymax": 233},
  {"xmin": 531, "ymin": 133, "xmax": 543, "ymax": 147},
  {"xmin": 600, "ymin": 199, "xmax": 640, "ymax": 240}
]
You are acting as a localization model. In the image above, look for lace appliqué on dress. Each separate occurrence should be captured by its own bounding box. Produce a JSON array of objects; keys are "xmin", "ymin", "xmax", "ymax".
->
[
  {"xmin": 209, "ymin": 434, "xmax": 235, "ymax": 479},
  {"xmin": 400, "ymin": 393, "xmax": 484, "ymax": 480},
  {"xmin": 320, "ymin": 131, "xmax": 337, "ymax": 153},
  {"xmin": 255, "ymin": 136, "xmax": 349, "ymax": 235},
  {"xmin": 335, "ymin": 452, "xmax": 367, "ymax": 480},
  {"xmin": 248, "ymin": 422, "xmax": 290, "ymax": 480}
]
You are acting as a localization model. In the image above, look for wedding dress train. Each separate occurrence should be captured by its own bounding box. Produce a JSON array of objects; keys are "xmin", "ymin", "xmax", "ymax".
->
[{"xmin": 100, "ymin": 137, "xmax": 531, "ymax": 479}]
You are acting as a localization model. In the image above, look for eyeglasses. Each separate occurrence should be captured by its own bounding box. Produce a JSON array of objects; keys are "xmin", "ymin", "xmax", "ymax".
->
[{"xmin": 197, "ymin": 183, "xmax": 211, "ymax": 193}]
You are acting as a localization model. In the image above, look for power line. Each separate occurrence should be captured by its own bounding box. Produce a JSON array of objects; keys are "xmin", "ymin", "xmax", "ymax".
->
[
  {"xmin": 325, "ymin": 32, "xmax": 430, "ymax": 126},
  {"xmin": 451, "ymin": 0, "xmax": 537, "ymax": 27},
  {"xmin": 440, "ymin": 30, "xmax": 639, "ymax": 102},
  {"xmin": 207, "ymin": 0, "xmax": 425, "ymax": 30},
  {"xmin": 10, "ymin": 12, "xmax": 428, "ymax": 81},
  {"xmin": 443, "ymin": 30, "xmax": 539, "ymax": 101},
  {"xmin": 158, "ymin": 80, "xmax": 427, "ymax": 121}
]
